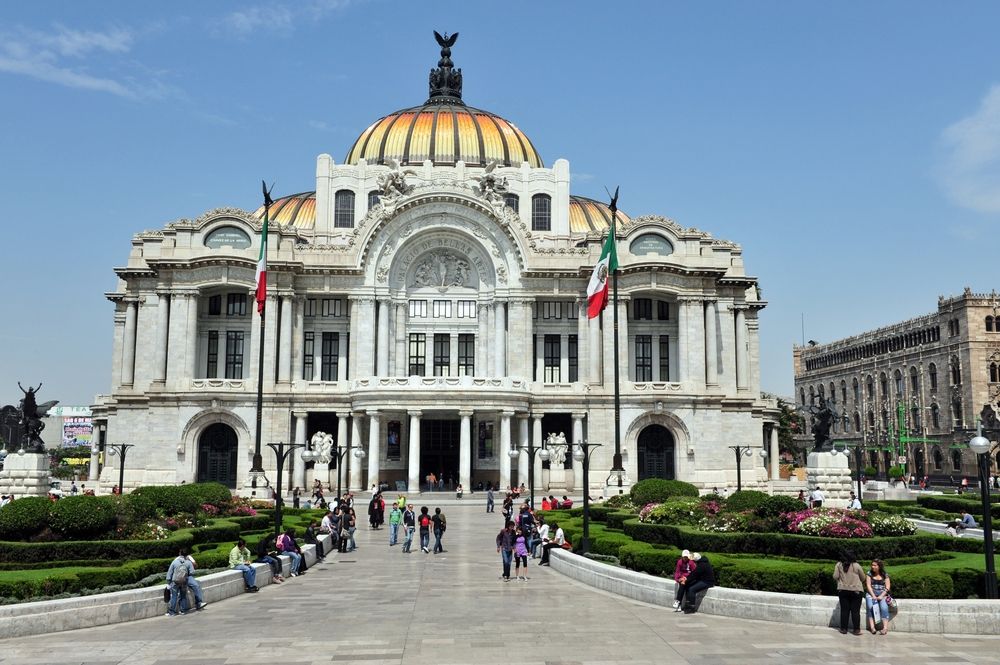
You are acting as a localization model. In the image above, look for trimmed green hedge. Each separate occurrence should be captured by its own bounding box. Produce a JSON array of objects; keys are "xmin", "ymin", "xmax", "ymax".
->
[
  {"xmin": 631, "ymin": 479, "xmax": 699, "ymax": 505},
  {"xmin": 917, "ymin": 495, "xmax": 1000, "ymax": 520},
  {"xmin": 725, "ymin": 490, "xmax": 770, "ymax": 513},
  {"xmin": 129, "ymin": 482, "xmax": 232, "ymax": 516},
  {"xmin": 49, "ymin": 496, "xmax": 118, "ymax": 540},
  {"xmin": 622, "ymin": 518, "xmax": 936, "ymax": 560},
  {"xmin": 0, "ymin": 497, "xmax": 52, "ymax": 540}
]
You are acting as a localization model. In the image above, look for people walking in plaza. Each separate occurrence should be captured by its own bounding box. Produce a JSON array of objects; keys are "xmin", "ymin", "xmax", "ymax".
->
[
  {"xmin": 514, "ymin": 528, "xmax": 530, "ymax": 580},
  {"xmin": 418, "ymin": 506, "xmax": 432, "ymax": 553},
  {"xmin": 432, "ymin": 506, "xmax": 446, "ymax": 553},
  {"xmin": 496, "ymin": 520, "xmax": 516, "ymax": 581},
  {"xmin": 671, "ymin": 550, "xmax": 695, "ymax": 611},
  {"xmin": 539, "ymin": 522, "xmax": 564, "ymax": 565},
  {"xmin": 292, "ymin": 486, "xmax": 301, "ymax": 509},
  {"xmin": 833, "ymin": 549, "xmax": 866, "ymax": 635},
  {"xmin": 810, "ymin": 486, "xmax": 825, "ymax": 509},
  {"xmin": 389, "ymin": 502, "xmax": 402, "ymax": 546},
  {"xmin": 866, "ymin": 559, "xmax": 892, "ymax": 635},
  {"xmin": 230, "ymin": 538, "xmax": 258, "ymax": 592},
  {"xmin": 165, "ymin": 548, "xmax": 195, "ymax": 615},
  {"xmin": 345, "ymin": 506, "xmax": 358, "ymax": 551},
  {"xmin": 681, "ymin": 553, "xmax": 715, "ymax": 613},
  {"xmin": 402, "ymin": 503, "xmax": 416, "ymax": 553},
  {"xmin": 277, "ymin": 528, "xmax": 304, "ymax": 576},
  {"xmin": 255, "ymin": 534, "xmax": 285, "ymax": 583},
  {"xmin": 486, "ymin": 486, "xmax": 495, "ymax": 513}
]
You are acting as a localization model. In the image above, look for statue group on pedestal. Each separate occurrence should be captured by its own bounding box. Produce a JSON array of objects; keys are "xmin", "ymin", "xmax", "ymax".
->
[{"xmin": 0, "ymin": 383, "xmax": 57, "ymax": 455}]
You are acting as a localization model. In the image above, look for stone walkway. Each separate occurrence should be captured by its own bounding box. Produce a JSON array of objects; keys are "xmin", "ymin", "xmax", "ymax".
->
[{"xmin": 1, "ymin": 503, "xmax": 999, "ymax": 664}]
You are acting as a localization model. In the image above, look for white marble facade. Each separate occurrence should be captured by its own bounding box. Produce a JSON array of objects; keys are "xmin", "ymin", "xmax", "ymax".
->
[{"xmin": 92, "ymin": 47, "xmax": 778, "ymax": 495}]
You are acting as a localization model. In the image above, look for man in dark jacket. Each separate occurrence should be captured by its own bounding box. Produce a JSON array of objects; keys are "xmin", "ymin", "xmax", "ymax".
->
[
  {"xmin": 683, "ymin": 552, "xmax": 715, "ymax": 613},
  {"xmin": 496, "ymin": 521, "xmax": 516, "ymax": 581}
]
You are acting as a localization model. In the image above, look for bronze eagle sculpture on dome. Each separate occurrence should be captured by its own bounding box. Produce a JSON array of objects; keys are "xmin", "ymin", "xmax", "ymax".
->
[{"xmin": 434, "ymin": 31, "xmax": 458, "ymax": 49}]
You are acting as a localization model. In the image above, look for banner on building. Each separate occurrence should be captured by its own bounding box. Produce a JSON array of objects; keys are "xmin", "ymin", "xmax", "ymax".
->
[{"xmin": 62, "ymin": 417, "xmax": 93, "ymax": 448}]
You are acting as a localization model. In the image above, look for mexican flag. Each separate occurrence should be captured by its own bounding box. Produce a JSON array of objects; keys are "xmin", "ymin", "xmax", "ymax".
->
[
  {"xmin": 587, "ymin": 224, "xmax": 618, "ymax": 319},
  {"xmin": 255, "ymin": 192, "xmax": 269, "ymax": 315}
]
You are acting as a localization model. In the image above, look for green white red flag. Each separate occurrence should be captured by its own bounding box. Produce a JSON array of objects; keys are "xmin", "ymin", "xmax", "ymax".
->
[
  {"xmin": 256, "ymin": 182, "xmax": 271, "ymax": 315},
  {"xmin": 587, "ymin": 222, "xmax": 618, "ymax": 318}
]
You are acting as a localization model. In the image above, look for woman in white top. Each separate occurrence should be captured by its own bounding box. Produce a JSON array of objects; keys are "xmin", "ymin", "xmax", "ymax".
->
[{"xmin": 540, "ymin": 525, "xmax": 565, "ymax": 565}]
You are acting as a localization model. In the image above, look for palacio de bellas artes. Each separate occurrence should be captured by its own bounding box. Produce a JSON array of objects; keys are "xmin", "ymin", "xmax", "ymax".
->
[{"xmin": 89, "ymin": 34, "xmax": 778, "ymax": 498}]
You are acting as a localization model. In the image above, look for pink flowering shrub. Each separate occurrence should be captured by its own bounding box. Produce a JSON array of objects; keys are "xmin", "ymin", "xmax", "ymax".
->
[
  {"xmin": 784, "ymin": 509, "xmax": 874, "ymax": 538},
  {"xmin": 638, "ymin": 502, "xmax": 662, "ymax": 522},
  {"xmin": 200, "ymin": 503, "xmax": 220, "ymax": 517}
]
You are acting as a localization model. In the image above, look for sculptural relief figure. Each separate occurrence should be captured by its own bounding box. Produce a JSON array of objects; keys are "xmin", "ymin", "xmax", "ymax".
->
[
  {"xmin": 16, "ymin": 382, "xmax": 58, "ymax": 454},
  {"xmin": 410, "ymin": 251, "xmax": 472, "ymax": 289},
  {"xmin": 310, "ymin": 431, "xmax": 334, "ymax": 464},
  {"xmin": 472, "ymin": 160, "xmax": 508, "ymax": 203},
  {"xmin": 377, "ymin": 158, "xmax": 416, "ymax": 202},
  {"xmin": 801, "ymin": 397, "xmax": 836, "ymax": 453}
]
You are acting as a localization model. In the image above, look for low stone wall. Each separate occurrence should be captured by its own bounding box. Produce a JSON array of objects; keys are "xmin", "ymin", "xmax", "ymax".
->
[
  {"xmin": 0, "ymin": 536, "xmax": 329, "ymax": 639},
  {"xmin": 549, "ymin": 549, "xmax": 1000, "ymax": 635}
]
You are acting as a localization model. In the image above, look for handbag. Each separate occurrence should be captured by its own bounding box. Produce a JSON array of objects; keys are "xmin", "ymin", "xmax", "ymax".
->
[
  {"xmin": 163, "ymin": 586, "xmax": 170, "ymax": 603},
  {"xmin": 870, "ymin": 597, "xmax": 884, "ymax": 631},
  {"xmin": 887, "ymin": 595, "xmax": 898, "ymax": 613}
]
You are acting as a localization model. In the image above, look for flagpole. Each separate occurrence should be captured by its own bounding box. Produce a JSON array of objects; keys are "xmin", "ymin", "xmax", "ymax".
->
[
  {"xmin": 250, "ymin": 181, "xmax": 271, "ymax": 489},
  {"xmin": 609, "ymin": 189, "xmax": 625, "ymax": 491}
]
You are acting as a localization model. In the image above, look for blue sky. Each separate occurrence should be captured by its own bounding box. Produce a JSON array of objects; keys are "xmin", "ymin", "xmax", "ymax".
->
[{"xmin": 3, "ymin": 1, "xmax": 1000, "ymax": 405}]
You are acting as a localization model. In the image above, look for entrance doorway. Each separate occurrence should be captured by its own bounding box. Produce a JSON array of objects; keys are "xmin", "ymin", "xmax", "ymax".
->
[
  {"xmin": 541, "ymin": 413, "xmax": 573, "ymax": 469},
  {"xmin": 637, "ymin": 424, "xmax": 675, "ymax": 480},
  {"xmin": 420, "ymin": 419, "xmax": 459, "ymax": 490},
  {"xmin": 197, "ymin": 423, "xmax": 238, "ymax": 488}
]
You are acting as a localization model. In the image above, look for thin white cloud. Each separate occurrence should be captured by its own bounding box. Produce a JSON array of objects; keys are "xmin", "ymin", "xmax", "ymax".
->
[
  {"xmin": 215, "ymin": 0, "xmax": 354, "ymax": 38},
  {"xmin": 940, "ymin": 84, "xmax": 1000, "ymax": 214},
  {"xmin": 0, "ymin": 23, "xmax": 170, "ymax": 100},
  {"xmin": 308, "ymin": 119, "xmax": 332, "ymax": 131}
]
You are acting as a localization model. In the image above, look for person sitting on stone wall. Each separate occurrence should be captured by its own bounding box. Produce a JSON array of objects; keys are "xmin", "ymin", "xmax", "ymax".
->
[{"xmin": 231, "ymin": 538, "xmax": 259, "ymax": 592}]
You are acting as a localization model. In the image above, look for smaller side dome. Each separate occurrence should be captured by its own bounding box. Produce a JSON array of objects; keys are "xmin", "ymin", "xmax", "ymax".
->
[
  {"xmin": 569, "ymin": 195, "xmax": 630, "ymax": 233},
  {"xmin": 252, "ymin": 191, "xmax": 316, "ymax": 229}
]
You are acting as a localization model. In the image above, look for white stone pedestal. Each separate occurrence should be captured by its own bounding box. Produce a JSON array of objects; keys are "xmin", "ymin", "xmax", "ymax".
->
[
  {"xmin": 0, "ymin": 453, "xmax": 51, "ymax": 498},
  {"xmin": 604, "ymin": 470, "xmax": 631, "ymax": 499},
  {"xmin": 806, "ymin": 451, "xmax": 853, "ymax": 508},
  {"xmin": 238, "ymin": 471, "xmax": 274, "ymax": 501}
]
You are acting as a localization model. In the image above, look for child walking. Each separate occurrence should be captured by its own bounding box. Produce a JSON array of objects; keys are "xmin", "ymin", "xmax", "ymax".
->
[{"xmin": 514, "ymin": 528, "xmax": 530, "ymax": 581}]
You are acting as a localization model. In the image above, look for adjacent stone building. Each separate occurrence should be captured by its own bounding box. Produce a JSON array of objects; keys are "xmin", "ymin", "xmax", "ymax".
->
[
  {"xmin": 91, "ymin": 36, "xmax": 777, "ymax": 495},
  {"xmin": 793, "ymin": 288, "xmax": 1000, "ymax": 481}
]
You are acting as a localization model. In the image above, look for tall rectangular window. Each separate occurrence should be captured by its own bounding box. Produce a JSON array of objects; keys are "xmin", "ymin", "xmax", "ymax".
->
[
  {"xmin": 432, "ymin": 300, "xmax": 452, "ymax": 318},
  {"xmin": 409, "ymin": 300, "xmax": 427, "ymax": 318},
  {"xmin": 225, "ymin": 331, "xmax": 244, "ymax": 379},
  {"xmin": 433, "ymin": 334, "xmax": 451, "ymax": 376},
  {"xmin": 658, "ymin": 335, "xmax": 670, "ymax": 381},
  {"xmin": 503, "ymin": 193, "xmax": 519, "ymax": 213},
  {"xmin": 457, "ymin": 300, "xmax": 477, "ymax": 318},
  {"xmin": 458, "ymin": 334, "xmax": 475, "ymax": 375},
  {"xmin": 304, "ymin": 299, "xmax": 317, "ymax": 317},
  {"xmin": 303, "ymin": 332, "xmax": 314, "ymax": 379},
  {"xmin": 635, "ymin": 334, "xmax": 652, "ymax": 381},
  {"xmin": 321, "ymin": 332, "xmax": 339, "ymax": 381},
  {"xmin": 408, "ymin": 333, "xmax": 426, "ymax": 375},
  {"xmin": 334, "ymin": 189, "xmax": 355, "ymax": 228},
  {"xmin": 206, "ymin": 330, "xmax": 219, "ymax": 378},
  {"xmin": 568, "ymin": 334, "xmax": 578, "ymax": 382},
  {"xmin": 478, "ymin": 421, "xmax": 494, "ymax": 459},
  {"xmin": 543, "ymin": 334, "xmax": 561, "ymax": 382},
  {"xmin": 226, "ymin": 293, "xmax": 247, "ymax": 317},
  {"xmin": 208, "ymin": 295, "xmax": 222, "ymax": 316},
  {"xmin": 633, "ymin": 298, "xmax": 653, "ymax": 321},
  {"xmin": 542, "ymin": 301, "xmax": 562, "ymax": 319},
  {"xmin": 531, "ymin": 194, "xmax": 551, "ymax": 231},
  {"xmin": 656, "ymin": 301, "xmax": 670, "ymax": 320}
]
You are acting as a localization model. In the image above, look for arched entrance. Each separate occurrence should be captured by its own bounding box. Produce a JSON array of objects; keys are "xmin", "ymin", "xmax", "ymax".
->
[
  {"xmin": 637, "ymin": 425, "xmax": 675, "ymax": 480},
  {"xmin": 197, "ymin": 423, "xmax": 238, "ymax": 488}
]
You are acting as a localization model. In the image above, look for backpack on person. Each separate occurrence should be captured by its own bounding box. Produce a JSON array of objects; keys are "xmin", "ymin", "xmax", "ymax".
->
[
  {"xmin": 420, "ymin": 515, "xmax": 431, "ymax": 528},
  {"xmin": 171, "ymin": 560, "xmax": 189, "ymax": 586},
  {"xmin": 439, "ymin": 512, "xmax": 446, "ymax": 532}
]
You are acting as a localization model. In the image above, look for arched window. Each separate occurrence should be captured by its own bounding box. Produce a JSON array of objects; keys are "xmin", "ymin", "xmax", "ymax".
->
[
  {"xmin": 991, "ymin": 363, "xmax": 999, "ymax": 383},
  {"xmin": 367, "ymin": 190, "xmax": 381, "ymax": 210},
  {"xmin": 334, "ymin": 189, "xmax": 355, "ymax": 228},
  {"xmin": 910, "ymin": 366, "xmax": 919, "ymax": 393},
  {"xmin": 799, "ymin": 388, "xmax": 806, "ymax": 405},
  {"xmin": 952, "ymin": 448, "xmax": 962, "ymax": 471},
  {"xmin": 819, "ymin": 385, "xmax": 826, "ymax": 401},
  {"xmin": 953, "ymin": 399, "xmax": 963, "ymax": 429},
  {"xmin": 931, "ymin": 403, "xmax": 940, "ymax": 430},
  {"xmin": 911, "ymin": 407, "xmax": 921, "ymax": 431},
  {"xmin": 928, "ymin": 363, "xmax": 938, "ymax": 391},
  {"xmin": 503, "ymin": 193, "xmax": 519, "ymax": 213},
  {"xmin": 842, "ymin": 414, "xmax": 849, "ymax": 432},
  {"xmin": 829, "ymin": 382, "xmax": 836, "ymax": 405},
  {"xmin": 531, "ymin": 194, "xmax": 551, "ymax": 231},
  {"xmin": 853, "ymin": 412, "xmax": 861, "ymax": 432},
  {"xmin": 809, "ymin": 386, "xmax": 815, "ymax": 406},
  {"xmin": 867, "ymin": 410, "xmax": 875, "ymax": 429},
  {"xmin": 841, "ymin": 380, "xmax": 848, "ymax": 405},
  {"xmin": 933, "ymin": 447, "xmax": 943, "ymax": 470},
  {"xmin": 894, "ymin": 369, "xmax": 903, "ymax": 396},
  {"xmin": 881, "ymin": 408, "xmax": 889, "ymax": 431},
  {"xmin": 866, "ymin": 376, "xmax": 875, "ymax": 400},
  {"xmin": 853, "ymin": 377, "xmax": 860, "ymax": 402},
  {"xmin": 879, "ymin": 372, "xmax": 888, "ymax": 398},
  {"xmin": 988, "ymin": 316, "xmax": 995, "ymax": 332}
]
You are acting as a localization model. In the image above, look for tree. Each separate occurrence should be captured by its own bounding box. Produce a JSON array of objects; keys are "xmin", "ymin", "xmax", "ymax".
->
[{"xmin": 777, "ymin": 398, "xmax": 808, "ymax": 466}]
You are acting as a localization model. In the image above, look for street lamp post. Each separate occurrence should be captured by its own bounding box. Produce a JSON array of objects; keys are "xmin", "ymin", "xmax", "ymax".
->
[
  {"xmin": 832, "ymin": 440, "xmax": 865, "ymax": 498},
  {"xmin": 107, "ymin": 443, "xmax": 134, "ymax": 494},
  {"xmin": 573, "ymin": 441, "xmax": 602, "ymax": 554},
  {"xmin": 969, "ymin": 432, "xmax": 998, "ymax": 599},
  {"xmin": 728, "ymin": 445, "xmax": 753, "ymax": 492},
  {"xmin": 509, "ymin": 438, "xmax": 542, "ymax": 509},
  {"xmin": 267, "ymin": 441, "xmax": 305, "ymax": 537}
]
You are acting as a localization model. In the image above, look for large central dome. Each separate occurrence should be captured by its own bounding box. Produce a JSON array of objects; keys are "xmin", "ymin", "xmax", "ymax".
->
[{"xmin": 344, "ymin": 32, "xmax": 542, "ymax": 169}]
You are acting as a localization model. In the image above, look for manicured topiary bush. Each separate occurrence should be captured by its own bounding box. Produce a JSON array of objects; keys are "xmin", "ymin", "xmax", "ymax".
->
[
  {"xmin": 754, "ymin": 494, "xmax": 804, "ymax": 518},
  {"xmin": 604, "ymin": 494, "xmax": 635, "ymax": 511},
  {"xmin": 724, "ymin": 490, "xmax": 769, "ymax": 513},
  {"xmin": 890, "ymin": 568, "xmax": 953, "ymax": 599},
  {"xmin": 186, "ymin": 482, "xmax": 233, "ymax": 508},
  {"xmin": 130, "ymin": 485, "xmax": 200, "ymax": 515},
  {"xmin": 0, "ymin": 497, "xmax": 52, "ymax": 541},
  {"xmin": 630, "ymin": 479, "xmax": 699, "ymax": 506},
  {"xmin": 49, "ymin": 496, "xmax": 118, "ymax": 539}
]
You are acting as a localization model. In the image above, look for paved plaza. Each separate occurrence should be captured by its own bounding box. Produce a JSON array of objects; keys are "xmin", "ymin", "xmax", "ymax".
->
[{"xmin": 1, "ymin": 502, "xmax": 998, "ymax": 665}]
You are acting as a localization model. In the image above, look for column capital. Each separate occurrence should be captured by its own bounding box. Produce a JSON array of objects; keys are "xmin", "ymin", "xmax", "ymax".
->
[
  {"xmin": 531, "ymin": 412, "xmax": 544, "ymax": 422},
  {"xmin": 571, "ymin": 411, "xmax": 587, "ymax": 420},
  {"xmin": 368, "ymin": 410, "xmax": 380, "ymax": 419},
  {"xmin": 349, "ymin": 295, "xmax": 376, "ymax": 304},
  {"xmin": 408, "ymin": 410, "xmax": 423, "ymax": 418},
  {"xmin": 336, "ymin": 411, "xmax": 352, "ymax": 419},
  {"xmin": 501, "ymin": 409, "xmax": 515, "ymax": 417},
  {"xmin": 292, "ymin": 410, "xmax": 309, "ymax": 419},
  {"xmin": 459, "ymin": 409, "xmax": 474, "ymax": 418},
  {"xmin": 677, "ymin": 295, "xmax": 703, "ymax": 304}
]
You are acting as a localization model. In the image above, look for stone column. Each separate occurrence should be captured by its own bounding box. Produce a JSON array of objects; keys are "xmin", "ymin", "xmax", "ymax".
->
[
  {"xmin": 770, "ymin": 425, "xmax": 780, "ymax": 479},
  {"xmin": 293, "ymin": 412, "xmax": 308, "ymax": 491},
  {"xmin": 88, "ymin": 425, "xmax": 101, "ymax": 481},
  {"xmin": 477, "ymin": 303, "xmax": 489, "ymax": 376},
  {"xmin": 153, "ymin": 292, "xmax": 169, "ymax": 384},
  {"xmin": 349, "ymin": 414, "xmax": 363, "ymax": 491},
  {"xmin": 589, "ymin": 308, "xmax": 602, "ymax": 383},
  {"xmin": 408, "ymin": 411, "xmax": 422, "ymax": 493},
  {"xmin": 263, "ymin": 294, "xmax": 278, "ymax": 386},
  {"xmin": 577, "ymin": 300, "xmax": 588, "ymax": 383},
  {"xmin": 494, "ymin": 301, "xmax": 507, "ymax": 376},
  {"xmin": 376, "ymin": 298, "xmax": 391, "ymax": 376},
  {"xmin": 571, "ymin": 412, "xmax": 585, "ymax": 492},
  {"xmin": 336, "ymin": 413, "xmax": 350, "ymax": 493},
  {"xmin": 618, "ymin": 297, "xmax": 630, "ymax": 382},
  {"xmin": 121, "ymin": 300, "xmax": 138, "ymax": 386},
  {"xmin": 705, "ymin": 300, "xmax": 719, "ymax": 386},
  {"xmin": 500, "ymin": 410, "xmax": 512, "ymax": 490},
  {"xmin": 485, "ymin": 304, "xmax": 495, "ymax": 375},
  {"xmin": 394, "ymin": 302, "xmax": 407, "ymax": 376},
  {"xmin": 459, "ymin": 410, "xmax": 472, "ymax": 490},
  {"xmin": 534, "ymin": 323, "xmax": 545, "ymax": 381},
  {"xmin": 367, "ymin": 411, "xmax": 381, "ymax": 489},
  {"xmin": 677, "ymin": 298, "xmax": 689, "ymax": 385},
  {"xmin": 686, "ymin": 298, "xmax": 706, "ymax": 391},
  {"xmin": 735, "ymin": 307, "xmax": 749, "ymax": 390},
  {"xmin": 278, "ymin": 295, "xmax": 293, "ymax": 383},
  {"xmin": 516, "ymin": 299, "xmax": 534, "ymax": 380},
  {"xmin": 186, "ymin": 294, "xmax": 198, "ymax": 380},
  {"xmin": 532, "ymin": 414, "xmax": 544, "ymax": 491},
  {"xmin": 337, "ymin": 332, "xmax": 348, "ymax": 382},
  {"xmin": 291, "ymin": 298, "xmax": 304, "ymax": 382},
  {"xmin": 517, "ymin": 416, "xmax": 529, "ymax": 487}
]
